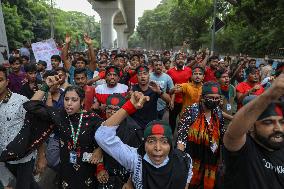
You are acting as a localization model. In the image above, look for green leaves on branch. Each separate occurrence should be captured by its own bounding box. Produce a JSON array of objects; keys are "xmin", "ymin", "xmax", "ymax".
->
[
  {"xmin": 2, "ymin": 0, "xmax": 101, "ymax": 50},
  {"xmin": 135, "ymin": 0, "xmax": 284, "ymax": 56}
]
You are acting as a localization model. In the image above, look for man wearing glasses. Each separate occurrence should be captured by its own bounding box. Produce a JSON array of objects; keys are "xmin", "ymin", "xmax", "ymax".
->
[{"xmin": 177, "ymin": 81, "xmax": 225, "ymax": 189}]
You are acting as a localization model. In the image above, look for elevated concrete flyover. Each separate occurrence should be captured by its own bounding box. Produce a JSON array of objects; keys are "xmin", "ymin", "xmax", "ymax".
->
[{"xmin": 88, "ymin": 0, "xmax": 135, "ymax": 49}]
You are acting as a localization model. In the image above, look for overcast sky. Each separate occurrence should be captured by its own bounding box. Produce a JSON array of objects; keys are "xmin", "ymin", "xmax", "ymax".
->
[{"xmin": 54, "ymin": 0, "xmax": 162, "ymax": 26}]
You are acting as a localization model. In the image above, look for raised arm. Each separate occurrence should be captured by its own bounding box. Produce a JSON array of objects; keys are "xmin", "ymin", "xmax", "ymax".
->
[
  {"xmin": 170, "ymin": 84, "xmax": 182, "ymax": 95},
  {"xmin": 104, "ymin": 91, "xmax": 150, "ymax": 127},
  {"xmin": 95, "ymin": 92, "xmax": 149, "ymax": 171},
  {"xmin": 198, "ymin": 50, "xmax": 210, "ymax": 68},
  {"xmin": 62, "ymin": 34, "xmax": 72, "ymax": 71},
  {"xmin": 31, "ymin": 75, "xmax": 62, "ymax": 101},
  {"xmin": 224, "ymin": 74, "xmax": 284, "ymax": 152},
  {"xmin": 83, "ymin": 34, "xmax": 97, "ymax": 72}
]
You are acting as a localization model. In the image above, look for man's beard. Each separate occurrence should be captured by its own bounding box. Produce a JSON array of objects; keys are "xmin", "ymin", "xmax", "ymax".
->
[{"xmin": 254, "ymin": 128, "xmax": 284, "ymax": 150}]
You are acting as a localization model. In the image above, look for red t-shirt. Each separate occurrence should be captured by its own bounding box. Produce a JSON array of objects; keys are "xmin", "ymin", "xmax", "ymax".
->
[
  {"xmin": 84, "ymin": 85, "xmax": 96, "ymax": 111},
  {"xmin": 204, "ymin": 67, "xmax": 217, "ymax": 82},
  {"xmin": 129, "ymin": 74, "xmax": 138, "ymax": 86},
  {"xmin": 236, "ymin": 81, "xmax": 265, "ymax": 109},
  {"xmin": 167, "ymin": 67, "xmax": 192, "ymax": 103}
]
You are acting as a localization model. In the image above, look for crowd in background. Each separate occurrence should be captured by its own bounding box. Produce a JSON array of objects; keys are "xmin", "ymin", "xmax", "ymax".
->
[{"xmin": 0, "ymin": 35, "xmax": 284, "ymax": 189}]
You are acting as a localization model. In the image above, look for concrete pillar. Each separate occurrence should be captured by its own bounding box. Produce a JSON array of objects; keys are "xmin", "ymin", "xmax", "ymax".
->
[
  {"xmin": 93, "ymin": 2, "xmax": 119, "ymax": 49},
  {"xmin": 0, "ymin": 0, "xmax": 9, "ymax": 64},
  {"xmin": 114, "ymin": 24, "xmax": 128, "ymax": 49}
]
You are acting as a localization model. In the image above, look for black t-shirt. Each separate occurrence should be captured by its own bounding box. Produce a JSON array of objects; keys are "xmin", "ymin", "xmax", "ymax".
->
[
  {"xmin": 20, "ymin": 80, "xmax": 42, "ymax": 99},
  {"xmin": 131, "ymin": 84, "xmax": 160, "ymax": 129},
  {"xmin": 224, "ymin": 135, "xmax": 284, "ymax": 189}
]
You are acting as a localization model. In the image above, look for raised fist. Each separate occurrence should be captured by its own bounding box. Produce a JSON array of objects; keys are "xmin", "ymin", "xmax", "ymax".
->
[{"xmin": 130, "ymin": 91, "xmax": 150, "ymax": 109}]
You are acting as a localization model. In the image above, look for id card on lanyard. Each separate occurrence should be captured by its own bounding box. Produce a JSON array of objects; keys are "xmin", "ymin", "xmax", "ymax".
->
[
  {"xmin": 69, "ymin": 112, "xmax": 83, "ymax": 164},
  {"xmin": 69, "ymin": 151, "xmax": 77, "ymax": 164}
]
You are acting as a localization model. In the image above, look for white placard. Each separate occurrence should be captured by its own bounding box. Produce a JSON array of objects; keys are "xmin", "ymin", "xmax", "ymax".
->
[{"xmin": 32, "ymin": 39, "xmax": 60, "ymax": 70}]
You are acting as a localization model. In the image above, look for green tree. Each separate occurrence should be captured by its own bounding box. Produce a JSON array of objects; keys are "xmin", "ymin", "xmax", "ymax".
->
[
  {"xmin": 2, "ymin": 2, "xmax": 33, "ymax": 48},
  {"xmin": 2, "ymin": 0, "xmax": 101, "ymax": 50}
]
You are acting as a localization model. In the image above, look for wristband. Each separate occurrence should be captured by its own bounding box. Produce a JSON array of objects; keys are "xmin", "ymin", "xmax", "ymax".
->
[
  {"xmin": 96, "ymin": 163, "xmax": 106, "ymax": 175},
  {"xmin": 40, "ymin": 83, "xmax": 50, "ymax": 92},
  {"xmin": 122, "ymin": 100, "xmax": 137, "ymax": 115}
]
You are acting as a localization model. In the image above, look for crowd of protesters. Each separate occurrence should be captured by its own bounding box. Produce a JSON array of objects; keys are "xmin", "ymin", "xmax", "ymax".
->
[{"xmin": 0, "ymin": 34, "xmax": 284, "ymax": 189}]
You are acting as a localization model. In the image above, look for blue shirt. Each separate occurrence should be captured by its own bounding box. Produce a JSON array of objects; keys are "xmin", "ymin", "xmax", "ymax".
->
[
  {"xmin": 68, "ymin": 66, "xmax": 94, "ymax": 85},
  {"xmin": 150, "ymin": 72, "xmax": 174, "ymax": 111}
]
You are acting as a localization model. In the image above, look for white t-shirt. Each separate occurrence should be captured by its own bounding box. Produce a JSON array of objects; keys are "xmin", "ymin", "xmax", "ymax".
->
[{"xmin": 0, "ymin": 93, "xmax": 36, "ymax": 164}]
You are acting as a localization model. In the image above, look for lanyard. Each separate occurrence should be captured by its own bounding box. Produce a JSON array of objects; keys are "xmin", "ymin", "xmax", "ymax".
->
[{"xmin": 69, "ymin": 112, "xmax": 83, "ymax": 149}]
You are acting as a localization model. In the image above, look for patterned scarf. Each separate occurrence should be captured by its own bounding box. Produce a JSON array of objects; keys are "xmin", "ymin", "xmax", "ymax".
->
[{"xmin": 187, "ymin": 106, "xmax": 221, "ymax": 189}]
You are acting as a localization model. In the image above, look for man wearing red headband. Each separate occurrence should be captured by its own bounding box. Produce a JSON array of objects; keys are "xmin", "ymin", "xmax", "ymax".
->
[
  {"xmin": 223, "ymin": 74, "xmax": 284, "ymax": 189},
  {"xmin": 215, "ymin": 68, "xmax": 236, "ymax": 125},
  {"xmin": 93, "ymin": 66, "xmax": 128, "ymax": 117},
  {"xmin": 130, "ymin": 65, "xmax": 171, "ymax": 130}
]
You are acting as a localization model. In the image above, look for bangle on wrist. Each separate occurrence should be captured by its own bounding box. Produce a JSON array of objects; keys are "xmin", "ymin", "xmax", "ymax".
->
[
  {"xmin": 40, "ymin": 83, "xmax": 50, "ymax": 92},
  {"xmin": 122, "ymin": 100, "xmax": 137, "ymax": 115}
]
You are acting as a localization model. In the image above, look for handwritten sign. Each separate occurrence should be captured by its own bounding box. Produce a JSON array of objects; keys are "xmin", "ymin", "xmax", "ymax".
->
[{"xmin": 32, "ymin": 39, "xmax": 60, "ymax": 70}]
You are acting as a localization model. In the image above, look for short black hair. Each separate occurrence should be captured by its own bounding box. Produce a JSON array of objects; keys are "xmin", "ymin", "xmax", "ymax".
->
[
  {"xmin": 21, "ymin": 55, "xmax": 30, "ymax": 61},
  {"xmin": 259, "ymin": 63, "xmax": 265, "ymax": 67},
  {"xmin": 162, "ymin": 58, "xmax": 170, "ymax": 65},
  {"xmin": 130, "ymin": 54, "xmax": 139, "ymax": 60},
  {"xmin": 76, "ymin": 57, "xmax": 87, "ymax": 65},
  {"xmin": 268, "ymin": 59, "xmax": 274, "ymax": 65},
  {"xmin": 9, "ymin": 56, "xmax": 21, "ymax": 64},
  {"xmin": 43, "ymin": 70, "xmax": 57, "ymax": 79},
  {"xmin": 24, "ymin": 63, "xmax": 37, "ymax": 73},
  {"xmin": 209, "ymin": 55, "xmax": 219, "ymax": 62},
  {"xmin": 51, "ymin": 55, "xmax": 61, "ymax": 62},
  {"xmin": 215, "ymin": 68, "xmax": 228, "ymax": 79},
  {"xmin": 247, "ymin": 67, "xmax": 258, "ymax": 75},
  {"xmin": 152, "ymin": 59, "xmax": 163, "ymax": 65},
  {"xmin": 249, "ymin": 58, "xmax": 256, "ymax": 63},
  {"xmin": 55, "ymin": 67, "xmax": 67, "ymax": 74},
  {"xmin": 0, "ymin": 65, "xmax": 8, "ymax": 79},
  {"xmin": 63, "ymin": 85, "xmax": 85, "ymax": 103},
  {"xmin": 37, "ymin": 60, "xmax": 47, "ymax": 67},
  {"xmin": 99, "ymin": 60, "xmax": 108, "ymax": 65},
  {"xmin": 74, "ymin": 68, "xmax": 87, "ymax": 77},
  {"xmin": 114, "ymin": 53, "xmax": 125, "ymax": 59}
]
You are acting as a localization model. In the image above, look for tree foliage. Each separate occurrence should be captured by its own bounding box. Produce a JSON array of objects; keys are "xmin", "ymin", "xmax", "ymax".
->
[
  {"xmin": 135, "ymin": 0, "xmax": 284, "ymax": 56},
  {"xmin": 216, "ymin": 0, "xmax": 284, "ymax": 56},
  {"xmin": 2, "ymin": 0, "xmax": 101, "ymax": 50},
  {"xmin": 136, "ymin": 0, "xmax": 213, "ymax": 50}
]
